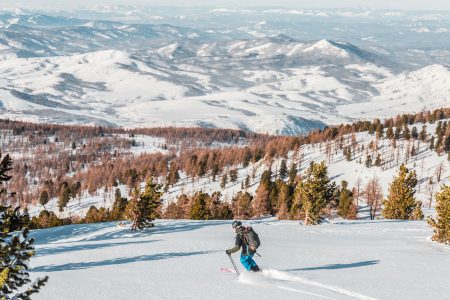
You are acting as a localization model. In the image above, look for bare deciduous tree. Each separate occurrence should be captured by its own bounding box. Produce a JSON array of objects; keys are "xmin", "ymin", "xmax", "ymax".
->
[{"xmin": 365, "ymin": 176, "xmax": 383, "ymax": 220}]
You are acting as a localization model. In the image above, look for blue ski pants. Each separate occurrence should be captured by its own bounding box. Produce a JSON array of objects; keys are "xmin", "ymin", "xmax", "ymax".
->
[{"xmin": 240, "ymin": 252, "xmax": 257, "ymax": 270}]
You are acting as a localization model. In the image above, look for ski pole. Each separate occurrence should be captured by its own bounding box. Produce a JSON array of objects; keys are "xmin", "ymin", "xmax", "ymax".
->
[{"xmin": 228, "ymin": 254, "xmax": 240, "ymax": 276}]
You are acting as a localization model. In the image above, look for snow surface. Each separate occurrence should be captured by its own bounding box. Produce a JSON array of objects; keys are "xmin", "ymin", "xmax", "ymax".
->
[{"xmin": 30, "ymin": 219, "xmax": 450, "ymax": 300}]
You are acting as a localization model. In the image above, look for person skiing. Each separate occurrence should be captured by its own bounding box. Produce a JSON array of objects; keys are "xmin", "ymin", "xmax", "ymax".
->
[{"xmin": 225, "ymin": 220, "xmax": 261, "ymax": 272}]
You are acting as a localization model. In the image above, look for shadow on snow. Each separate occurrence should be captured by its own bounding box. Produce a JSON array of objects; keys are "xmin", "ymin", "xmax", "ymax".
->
[
  {"xmin": 35, "ymin": 239, "xmax": 160, "ymax": 257},
  {"xmin": 33, "ymin": 250, "xmax": 220, "ymax": 272},
  {"xmin": 284, "ymin": 260, "xmax": 379, "ymax": 271}
]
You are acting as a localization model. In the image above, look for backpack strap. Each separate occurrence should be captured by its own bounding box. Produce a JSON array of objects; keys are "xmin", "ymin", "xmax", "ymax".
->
[{"xmin": 242, "ymin": 227, "xmax": 252, "ymax": 245}]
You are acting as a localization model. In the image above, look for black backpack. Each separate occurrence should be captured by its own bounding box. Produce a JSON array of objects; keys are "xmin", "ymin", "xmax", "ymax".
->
[{"xmin": 243, "ymin": 226, "xmax": 260, "ymax": 250}]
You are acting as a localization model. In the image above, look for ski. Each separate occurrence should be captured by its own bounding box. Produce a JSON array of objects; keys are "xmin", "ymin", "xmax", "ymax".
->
[{"xmin": 220, "ymin": 267, "xmax": 236, "ymax": 273}]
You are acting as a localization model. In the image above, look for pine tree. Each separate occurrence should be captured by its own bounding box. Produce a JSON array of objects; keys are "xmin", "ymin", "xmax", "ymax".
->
[
  {"xmin": 229, "ymin": 169, "xmax": 238, "ymax": 183},
  {"xmin": 244, "ymin": 175, "xmax": 251, "ymax": 189},
  {"xmin": 427, "ymin": 185, "xmax": 450, "ymax": 244},
  {"xmin": 111, "ymin": 188, "xmax": 128, "ymax": 220},
  {"xmin": 39, "ymin": 190, "xmax": 49, "ymax": 209},
  {"xmin": 125, "ymin": 178, "xmax": 162, "ymax": 230},
  {"xmin": 30, "ymin": 210, "xmax": 63, "ymax": 229},
  {"xmin": 288, "ymin": 163, "xmax": 297, "ymax": 184},
  {"xmin": 345, "ymin": 146, "xmax": 352, "ymax": 161},
  {"xmin": 189, "ymin": 191, "xmax": 211, "ymax": 220},
  {"xmin": 383, "ymin": 165, "xmax": 423, "ymax": 220},
  {"xmin": 58, "ymin": 182, "xmax": 70, "ymax": 212},
  {"xmin": 411, "ymin": 126, "xmax": 419, "ymax": 140},
  {"xmin": 394, "ymin": 127, "xmax": 401, "ymax": 140},
  {"xmin": 444, "ymin": 134, "xmax": 450, "ymax": 153},
  {"xmin": 279, "ymin": 159, "xmax": 287, "ymax": 179},
  {"xmin": 298, "ymin": 161, "xmax": 336, "ymax": 225},
  {"xmin": 0, "ymin": 152, "xmax": 48, "ymax": 299},
  {"xmin": 419, "ymin": 125, "xmax": 427, "ymax": 142},
  {"xmin": 208, "ymin": 192, "xmax": 233, "ymax": 220},
  {"xmin": 338, "ymin": 181, "xmax": 357, "ymax": 219},
  {"xmin": 365, "ymin": 155, "xmax": 372, "ymax": 168},
  {"xmin": 220, "ymin": 173, "xmax": 228, "ymax": 189},
  {"xmin": 374, "ymin": 154, "xmax": 382, "ymax": 167},
  {"xmin": 403, "ymin": 126, "xmax": 411, "ymax": 140},
  {"xmin": 211, "ymin": 164, "xmax": 219, "ymax": 182}
]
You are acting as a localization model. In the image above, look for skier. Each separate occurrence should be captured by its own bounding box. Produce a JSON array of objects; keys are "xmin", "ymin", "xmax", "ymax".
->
[{"xmin": 225, "ymin": 220, "xmax": 261, "ymax": 272}]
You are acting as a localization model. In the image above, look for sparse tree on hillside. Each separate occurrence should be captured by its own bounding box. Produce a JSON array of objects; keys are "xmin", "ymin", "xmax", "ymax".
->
[
  {"xmin": 220, "ymin": 173, "xmax": 228, "ymax": 189},
  {"xmin": 288, "ymin": 163, "xmax": 297, "ymax": 184},
  {"xmin": 244, "ymin": 175, "xmax": 251, "ymax": 189},
  {"xmin": 354, "ymin": 177, "xmax": 362, "ymax": 208},
  {"xmin": 232, "ymin": 191, "xmax": 253, "ymax": 219},
  {"xmin": 383, "ymin": 165, "xmax": 423, "ymax": 220},
  {"xmin": 110, "ymin": 188, "xmax": 128, "ymax": 220},
  {"xmin": 419, "ymin": 125, "xmax": 427, "ymax": 142},
  {"xmin": 125, "ymin": 178, "xmax": 162, "ymax": 230},
  {"xmin": 165, "ymin": 162, "xmax": 180, "ymax": 190},
  {"xmin": 189, "ymin": 191, "xmax": 211, "ymax": 220},
  {"xmin": 279, "ymin": 159, "xmax": 287, "ymax": 179},
  {"xmin": 229, "ymin": 169, "xmax": 238, "ymax": 183},
  {"xmin": 297, "ymin": 161, "xmax": 336, "ymax": 225},
  {"xmin": 39, "ymin": 190, "xmax": 49, "ymax": 209},
  {"xmin": 253, "ymin": 181, "xmax": 271, "ymax": 218},
  {"xmin": 365, "ymin": 155, "xmax": 372, "ymax": 168},
  {"xmin": 58, "ymin": 182, "xmax": 70, "ymax": 212},
  {"xmin": 338, "ymin": 181, "xmax": 357, "ymax": 219},
  {"xmin": 365, "ymin": 176, "xmax": 383, "ymax": 220},
  {"xmin": 411, "ymin": 126, "xmax": 419, "ymax": 140},
  {"xmin": 435, "ymin": 162, "xmax": 444, "ymax": 183},
  {"xmin": 430, "ymin": 136, "xmax": 435, "ymax": 150},
  {"xmin": 163, "ymin": 202, "xmax": 184, "ymax": 219},
  {"xmin": 427, "ymin": 184, "xmax": 450, "ymax": 244}
]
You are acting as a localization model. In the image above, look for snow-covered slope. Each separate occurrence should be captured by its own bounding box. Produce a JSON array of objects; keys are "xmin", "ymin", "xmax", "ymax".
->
[
  {"xmin": 27, "ymin": 121, "xmax": 450, "ymax": 220},
  {"xmin": 29, "ymin": 219, "xmax": 450, "ymax": 300}
]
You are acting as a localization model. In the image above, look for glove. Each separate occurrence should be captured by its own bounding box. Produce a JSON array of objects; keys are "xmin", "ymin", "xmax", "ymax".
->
[{"xmin": 225, "ymin": 249, "xmax": 231, "ymax": 255}]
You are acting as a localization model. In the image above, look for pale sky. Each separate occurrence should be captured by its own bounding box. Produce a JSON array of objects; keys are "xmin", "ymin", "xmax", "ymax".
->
[{"xmin": 2, "ymin": 0, "xmax": 450, "ymax": 11}]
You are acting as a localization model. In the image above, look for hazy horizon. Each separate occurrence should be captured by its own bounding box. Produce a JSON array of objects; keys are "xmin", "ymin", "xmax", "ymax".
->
[{"xmin": 1, "ymin": 0, "xmax": 450, "ymax": 11}]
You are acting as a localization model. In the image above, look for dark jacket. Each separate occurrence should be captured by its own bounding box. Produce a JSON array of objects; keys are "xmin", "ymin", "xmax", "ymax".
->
[{"xmin": 228, "ymin": 229, "xmax": 251, "ymax": 256}]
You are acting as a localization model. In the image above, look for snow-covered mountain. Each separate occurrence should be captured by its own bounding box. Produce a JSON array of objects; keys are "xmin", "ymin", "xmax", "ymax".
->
[
  {"xmin": 0, "ymin": 39, "xmax": 449, "ymax": 134},
  {"xmin": 0, "ymin": 11, "xmax": 449, "ymax": 134}
]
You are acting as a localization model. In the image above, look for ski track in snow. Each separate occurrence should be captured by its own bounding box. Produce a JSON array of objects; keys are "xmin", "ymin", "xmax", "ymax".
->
[
  {"xmin": 260, "ymin": 269, "xmax": 378, "ymax": 300},
  {"xmin": 239, "ymin": 271, "xmax": 335, "ymax": 299}
]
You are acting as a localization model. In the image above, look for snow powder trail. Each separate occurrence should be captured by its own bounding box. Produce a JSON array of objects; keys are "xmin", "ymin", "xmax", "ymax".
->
[
  {"xmin": 239, "ymin": 272, "xmax": 335, "ymax": 299},
  {"xmin": 261, "ymin": 269, "xmax": 378, "ymax": 300}
]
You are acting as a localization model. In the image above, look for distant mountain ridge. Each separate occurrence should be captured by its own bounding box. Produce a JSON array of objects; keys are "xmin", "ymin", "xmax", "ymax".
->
[{"xmin": 0, "ymin": 12, "xmax": 449, "ymax": 134}]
